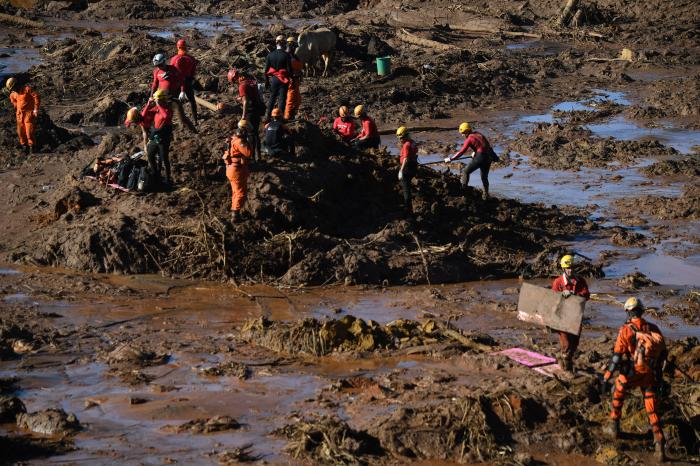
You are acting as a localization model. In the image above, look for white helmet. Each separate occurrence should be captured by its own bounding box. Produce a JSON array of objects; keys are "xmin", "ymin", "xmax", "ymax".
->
[{"xmin": 152, "ymin": 53, "xmax": 166, "ymax": 66}]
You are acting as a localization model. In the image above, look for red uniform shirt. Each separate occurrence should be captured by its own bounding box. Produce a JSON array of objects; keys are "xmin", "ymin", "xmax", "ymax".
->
[
  {"xmin": 333, "ymin": 117, "xmax": 356, "ymax": 140},
  {"xmin": 151, "ymin": 65, "xmax": 183, "ymax": 95},
  {"xmin": 400, "ymin": 138, "xmax": 418, "ymax": 164},
  {"xmin": 551, "ymin": 274, "xmax": 590, "ymax": 300},
  {"xmin": 141, "ymin": 102, "xmax": 173, "ymax": 129},
  {"xmin": 455, "ymin": 131, "xmax": 491, "ymax": 157},
  {"xmin": 170, "ymin": 52, "xmax": 196, "ymax": 79},
  {"xmin": 358, "ymin": 116, "xmax": 378, "ymax": 139}
]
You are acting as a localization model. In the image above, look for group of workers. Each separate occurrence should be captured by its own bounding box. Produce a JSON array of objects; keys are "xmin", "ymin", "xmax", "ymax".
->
[{"xmin": 552, "ymin": 254, "xmax": 668, "ymax": 461}]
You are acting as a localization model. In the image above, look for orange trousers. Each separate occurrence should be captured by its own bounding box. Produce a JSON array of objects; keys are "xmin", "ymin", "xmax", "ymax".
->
[
  {"xmin": 284, "ymin": 81, "xmax": 301, "ymax": 120},
  {"xmin": 16, "ymin": 111, "xmax": 35, "ymax": 146},
  {"xmin": 226, "ymin": 164, "xmax": 249, "ymax": 211},
  {"xmin": 611, "ymin": 371, "xmax": 664, "ymax": 444}
]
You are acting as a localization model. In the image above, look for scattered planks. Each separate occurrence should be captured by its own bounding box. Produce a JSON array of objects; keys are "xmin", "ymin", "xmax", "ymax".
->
[
  {"xmin": 0, "ymin": 12, "xmax": 43, "ymax": 28},
  {"xmin": 195, "ymin": 96, "xmax": 218, "ymax": 112}
]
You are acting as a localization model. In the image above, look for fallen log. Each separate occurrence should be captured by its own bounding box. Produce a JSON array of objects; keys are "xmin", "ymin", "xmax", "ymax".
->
[
  {"xmin": 0, "ymin": 12, "xmax": 43, "ymax": 28},
  {"xmin": 437, "ymin": 325, "xmax": 494, "ymax": 353},
  {"xmin": 396, "ymin": 28, "xmax": 457, "ymax": 52},
  {"xmin": 449, "ymin": 24, "xmax": 542, "ymax": 39},
  {"xmin": 195, "ymin": 96, "xmax": 218, "ymax": 112}
]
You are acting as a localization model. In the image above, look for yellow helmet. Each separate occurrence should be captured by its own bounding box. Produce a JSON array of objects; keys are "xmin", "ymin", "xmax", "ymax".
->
[
  {"xmin": 338, "ymin": 106, "xmax": 348, "ymax": 117},
  {"xmin": 396, "ymin": 126, "xmax": 408, "ymax": 138},
  {"xmin": 353, "ymin": 104, "xmax": 364, "ymax": 117},
  {"xmin": 153, "ymin": 89, "xmax": 169, "ymax": 101},
  {"xmin": 275, "ymin": 35, "xmax": 285, "ymax": 43},
  {"xmin": 287, "ymin": 36, "xmax": 296, "ymax": 43},
  {"xmin": 624, "ymin": 297, "xmax": 644, "ymax": 314},
  {"xmin": 126, "ymin": 107, "xmax": 139, "ymax": 122},
  {"xmin": 5, "ymin": 77, "xmax": 16, "ymax": 90},
  {"xmin": 238, "ymin": 119, "xmax": 249, "ymax": 129},
  {"xmin": 560, "ymin": 255, "xmax": 574, "ymax": 268},
  {"xmin": 458, "ymin": 122, "xmax": 471, "ymax": 134}
]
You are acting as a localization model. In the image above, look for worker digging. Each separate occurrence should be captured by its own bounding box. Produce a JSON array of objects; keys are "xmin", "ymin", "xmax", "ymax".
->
[{"xmin": 0, "ymin": 1, "xmax": 698, "ymax": 464}]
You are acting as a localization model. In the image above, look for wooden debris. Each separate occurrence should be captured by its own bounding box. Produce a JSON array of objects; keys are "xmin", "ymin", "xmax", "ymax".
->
[
  {"xmin": 396, "ymin": 28, "xmax": 457, "ymax": 52},
  {"xmin": 0, "ymin": 12, "xmax": 43, "ymax": 29}
]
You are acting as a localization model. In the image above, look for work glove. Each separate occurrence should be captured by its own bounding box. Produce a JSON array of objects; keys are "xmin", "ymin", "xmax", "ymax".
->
[
  {"xmin": 443, "ymin": 157, "xmax": 451, "ymax": 163},
  {"xmin": 562, "ymin": 290, "xmax": 572, "ymax": 298},
  {"xmin": 398, "ymin": 170, "xmax": 403, "ymax": 181},
  {"xmin": 178, "ymin": 91, "xmax": 186, "ymax": 102}
]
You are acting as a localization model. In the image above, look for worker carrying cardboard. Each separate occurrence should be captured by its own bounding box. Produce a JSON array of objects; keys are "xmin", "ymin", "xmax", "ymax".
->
[
  {"xmin": 223, "ymin": 120, "xmax": 254, "ymax": 223},
  {"xmin": 551, "ymin": 254, "xmax": 590, "ymax": 372},
  {"xmin": 601, "ymin": 297, "xmax": 667, "ymax": 462},
  {"xmin": 6, "ymin": 77, "xmax": 40, "ymax": 154}
]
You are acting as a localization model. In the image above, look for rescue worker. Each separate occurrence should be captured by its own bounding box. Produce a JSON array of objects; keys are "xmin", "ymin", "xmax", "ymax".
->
[
  {"xmin": 284, "ymin": 37, "xmax": 304, "ymax": 121},
  {"xmin": 150, "ymin": 53, "xmax": 196, "ymax": 133},
  {"xmin": 143, "ymin": 89, "xmax": 175, "ymax": 186},
  {"xmin": 6, "ymin": 77, "xmax": 40, "ymax": 154},
  {"xmin": 444, "ymin": 122, "xmax": 496, "ymax": 200},
  {"xmin": 601, "ymin": 297, "xmax": 667, "ymax": 461},
  {"xmin": 264, "ymin": 108, "xmax": 294, "ymax": 158},
  {"xmin": 264, "ymin": 35, "xmax": 292, "ymax": 121},
  {"xmin": 396, "ymin": 126, "xmax": 418, "ymax": 216},
  {"xmin": 350, "ymin": 105, "xmax": 380, "ymax": 150},
  {"xmin": 332, "ymin": 106, "xmax": 356, "ymax": 143},
  {"xmin": 228, "ymin": 68, "xmax": 264, "ymax": 161},
  {"xmin": 223, "ymin": 119, "xmax": 254, "ymax": 222},
  {"xmin": 169, "ymin": 39, "xmax": 198, "ymax": 126},
  {"xmin": 124, "ymin": 107, "xmax": 150, "ymax": 153},
  {"xmin": 551, "ymin": 254, "xmax": 590, "ymax": 372}
]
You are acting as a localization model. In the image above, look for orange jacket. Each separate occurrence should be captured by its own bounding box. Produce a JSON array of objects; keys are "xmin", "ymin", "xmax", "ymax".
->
[
  {"xmin": 9, "ymin": 86, "xmax": 40, "ymax": 115},
  {"xmin": 223, "ymin": 135, "xmax": 253, "ymax": 167},
  {"xmin": 613, "ymin": 318, "xmax": 665, "ymax": 356}
]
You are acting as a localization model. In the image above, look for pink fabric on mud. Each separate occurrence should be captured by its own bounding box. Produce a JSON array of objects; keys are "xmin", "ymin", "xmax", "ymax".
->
[{"xmin": 493, "ymin": 347, "xmax": 556, "ymax": 367}]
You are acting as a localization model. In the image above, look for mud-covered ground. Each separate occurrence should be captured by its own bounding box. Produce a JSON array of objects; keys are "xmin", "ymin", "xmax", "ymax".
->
[{"xmin": 1, "ymin": 0, "xmax": 700, "ymax": 463}]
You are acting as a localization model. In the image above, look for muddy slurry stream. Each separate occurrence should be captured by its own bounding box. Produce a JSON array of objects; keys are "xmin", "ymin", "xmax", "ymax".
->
[{"xmin": 1, "ymin": 0, "xmax": 700, "ymax": 464}]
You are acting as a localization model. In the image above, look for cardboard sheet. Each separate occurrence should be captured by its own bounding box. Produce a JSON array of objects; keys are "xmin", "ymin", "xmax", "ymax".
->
[{"xmin": 517, "ymin": 282, "xmax": 585, "ymax": 335}]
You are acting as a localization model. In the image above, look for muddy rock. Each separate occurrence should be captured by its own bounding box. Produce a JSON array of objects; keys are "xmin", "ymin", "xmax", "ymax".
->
[
  {"xmin": 0, "ymin": 434, "xmax": 75, "ymax": 464},
  {"xmin": 275, "ymin": 415, "xmax": 382, "ymax": 465},
  {"xmin": 617, "ymin": 272, "xmax": 659, "ymax": 290},
  {"xmin": 104, "ymin": 342, "xmax": 169, "ymax": 369},
  {"xmin": 642, "ymin": 156, "xmax": 700, "ymax": 178},
  {"xmin": 0, "ymin": 396, "xmax": 26, "ymax": 422},
  {"xmin": 614, "ymin": 185, "xmax": 700, "ymax": 221},
  {"xmin": 16, "ymin": 408, "xmax": 81, "ymax": 436},
  {"xmin": 162, "ymin": 416, "xmax": 241, "ymax": 434},
  {"xmin": 199, "ymin": 361, "xmax": 249, "ymax": 379},
  {"xmin": 663, "ymin": 291, "xmax": 700, "ymax": 325},
  {"xmin": 216, "ymin": 444, "xmax": 259, "ymax": 464},
  {"xmin": 85, "ymin": 96, "xmax": 130, "ymax": 127},
  {"xmin": 610, "ymin": 228, "xmax": 647, "ymax": 247},
  {"xmin": 0, "ymin": 377, "xmax": 19, "ymax": 395}
]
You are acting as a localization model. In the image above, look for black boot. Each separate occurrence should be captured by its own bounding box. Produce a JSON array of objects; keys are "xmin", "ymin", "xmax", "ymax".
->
[{"xmin": 231, "ymin": 210, "xmax": 240, "ymax": 223}]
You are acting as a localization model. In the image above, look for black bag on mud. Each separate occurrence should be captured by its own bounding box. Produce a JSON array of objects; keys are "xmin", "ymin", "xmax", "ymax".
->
[
  {"xmin": 136, "ymin": 166, "xmax": 155, "ymax": 193},
  {"xmin": 115, "ymin": 158, "xmax": 134, "ymax": 187},
  {"xmin": 126, "ymin": 161, "xmax": 146, "ymax": 191}
]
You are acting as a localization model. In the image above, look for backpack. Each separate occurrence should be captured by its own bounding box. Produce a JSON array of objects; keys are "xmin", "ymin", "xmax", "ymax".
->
[
  {"xmin": 115, "ymin": 158, "xmax": 134, "ymax": 187},
  {"xmin": 627, "ymin": 323, "xmax": 665, "ymax": 373},
  {"xmin": 137, "ymin": 166, "xmax": 155, "ymax": 193}
]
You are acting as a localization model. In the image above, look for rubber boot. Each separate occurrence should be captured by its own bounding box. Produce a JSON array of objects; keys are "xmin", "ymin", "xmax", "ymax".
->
[
  {"xmin": 231, "ymin": 210, "xmax": 240, "ymax": 223},
  {"xmin": 482, "ymin": 190, "xmax": 489, "ymax": 201},
  {"xmin": 21, "ymin": 145, "xmax": 29, "ymax": 154},
  {"xmin": 28, "ymin": 145, "xmax": 34, "ymax": 155},
  {"xmin": 654, "ymin": 441, "xmax": 666, "ymax": 462}
]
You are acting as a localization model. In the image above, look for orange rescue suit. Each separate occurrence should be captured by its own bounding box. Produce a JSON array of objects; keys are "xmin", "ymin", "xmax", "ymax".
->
[
  {"xmin": 284, "ymin": 57, "xmax": 304, "ymax": 120},
  {"xmin": 223, "ymin": 135, "xmax": 254, "ymax": 212},
  {"xmin": 9, "ymin": 85, "xmax": 40, "ymax": 147}
]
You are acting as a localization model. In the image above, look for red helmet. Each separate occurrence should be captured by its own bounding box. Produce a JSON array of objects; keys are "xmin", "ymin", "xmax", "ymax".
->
[
  {"xmin": 227, "ymin": 68, "xmax": 238, "ymax": 83},
  {"xmin": 176, "ymin": 39, "xmax": 187, "ymax": 50}
]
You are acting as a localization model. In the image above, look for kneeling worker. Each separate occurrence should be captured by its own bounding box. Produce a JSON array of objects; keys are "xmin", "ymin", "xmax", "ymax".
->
[
  {"xmin": 551, "ymin": 254, "xmax": 590, "ymax": 372},
  {"xmin": 396, "ymin": 126, "xmax": 417, "ymax": 215},
  {"xmin": 224, "ymin": 120, "xmax": 254, "ymax": 222},
  {"xmin": 601, "ymin": 297, "xmax": 667, "ymax": 461},
  {"xmin": 333, "ymin": 106, "xmax": 356, "ymax": 143},
  {"xmin": 444, "ymin": 122, "xmax": 496, "ymax": 200},
  {"xmin": 264, "ymin": 108, "xmax": 294, "ymax": 157},
  {"xmin": 350, "ymin": 105, "xmax": 379, "ymax": 150}
]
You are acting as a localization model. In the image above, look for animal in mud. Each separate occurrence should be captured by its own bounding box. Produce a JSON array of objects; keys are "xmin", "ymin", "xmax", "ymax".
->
[{"xmin": 296, "ymin": 28, "xmax": 336, "ymax": 77}]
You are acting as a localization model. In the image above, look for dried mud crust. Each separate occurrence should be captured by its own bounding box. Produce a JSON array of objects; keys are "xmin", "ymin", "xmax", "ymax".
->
[{"xmin": 511, "ymin": 122, "xmax": 678, "ymax": 170}]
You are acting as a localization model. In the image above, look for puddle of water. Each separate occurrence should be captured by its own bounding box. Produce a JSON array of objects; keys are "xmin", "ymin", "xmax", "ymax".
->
[
  {"xmin": 0, "ymin": 47, "xmax": 43, "ymax": 77},
  {"xmin": 0, "ymin": 268, "xmax": 21, "ymax": 275},
  {"xmin": 605, "ymin": 251, "xmax": 700, "ymax": 287},
  {"xmin": 586, "ymin": 115, "xmax": 700, "ymax": 154}
]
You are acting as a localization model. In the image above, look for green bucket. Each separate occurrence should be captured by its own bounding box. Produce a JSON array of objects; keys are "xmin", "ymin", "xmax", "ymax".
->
[{"xmin": 376, "ymin": 56, "xmax": 391, "ymax": 76}]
